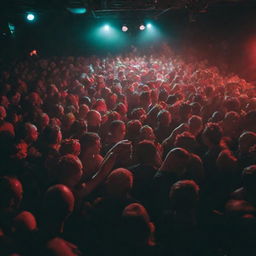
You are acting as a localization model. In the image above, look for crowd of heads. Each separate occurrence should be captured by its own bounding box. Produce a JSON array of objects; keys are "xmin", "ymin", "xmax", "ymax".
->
[{"xmin": 0, "ymin": 53, "xmax": 256, "ymax": 255}]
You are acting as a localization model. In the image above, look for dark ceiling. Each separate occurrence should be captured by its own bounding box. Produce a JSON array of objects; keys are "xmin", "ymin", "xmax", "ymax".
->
[{"xmin": 2, "ymin": 0, "xmax": 253, "ymax": 19}]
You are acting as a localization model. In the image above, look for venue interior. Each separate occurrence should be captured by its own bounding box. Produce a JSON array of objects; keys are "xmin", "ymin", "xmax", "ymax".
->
[{"xmin": 0, "ymin": 1, "xmax": 256, "ymax": 256}]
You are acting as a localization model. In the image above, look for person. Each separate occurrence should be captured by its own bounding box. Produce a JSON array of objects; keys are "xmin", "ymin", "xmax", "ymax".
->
[
  {"xmin": 202, "ymin": 122, "xmax": 225, "ymax": 180},
  {"xmin": 151, "ymin": 148, "xmax": 191, "ymax": 219},
  {"xmin": 115, "ymin": 203, "xmax": 156, "ymax": 256},
  {"xmin": 129, "ymin": 140, "xmax": 159, "ymax": 206},
  {"xmin": 79, "ymin": 133, "xmax": 103, "ymax": 181},
  {"xmin": 231, "ymin": 165, "xmax": 256, "ymax": 206},
  {"xmin": 86, "ymin": 110, "xmax": 101, "ymax": 133},
  {"xmin": 237, "ymin": 131, "xmax": 256, "ymax": 168},
  {"xmin": 91, "ymin": 168, "xmax": 136, "ymax": 256},
  {"xmin": 155, "ymin": 110, "xmax": 172, "ymax": 143},
  {"xmin": 0, "ymin": 177, "xmax": 23, "ymax": 255},
  {"xmin": 102, "ymin": 120, "xmax": 126, "ymax": 156},
  {"xmin": 156, "ymin": 180, "xmax": 204, "ymax": 256},
  {"xmin": 0, "ymin": 105, "xmax": 15, "ymax": 136}
]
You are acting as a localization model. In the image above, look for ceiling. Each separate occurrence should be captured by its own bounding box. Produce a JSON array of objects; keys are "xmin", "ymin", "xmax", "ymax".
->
[{"xmin": 1, "ymin": 0, "xmax": 253, "ymax": 20}]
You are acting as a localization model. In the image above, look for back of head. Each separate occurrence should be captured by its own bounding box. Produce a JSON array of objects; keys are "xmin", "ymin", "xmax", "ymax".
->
[
  {"xmin": 57, "ymin": 154, "xmax": 83, "ymax": 188},
  {"xmin": 42, "ymin": 184, "xmax": 75, "ymax": 224},
  {"xmin": 127, "ymin": 120, "xmax": 142, "ymax": 140},
  {"xmin": 120, "ymin": 203, "xmax": 152, "ymax": 246},
  {"xmin": 169, "ymin": 180, "xmax": 200, "ymax": 211},
  {"xmin": 242, "ymin": 165, "xmax": 256, "ymax": 193},
  {"xmin": 160, "ymin": 147, "xmax": 190, "ymax": 171},
  {"xmin": 188, "ymin": 115, "xmax": 202, "ymax": 132},
  {"xmin": 105, "ymin": 168, "xmax": 133, "ymax": 198},
  {"xmin": 42, "ymin": 125, "xmax": 62, "ymax": 145},
  {"xmin": 0, "ymin": 176, "xmax": 23, "ymax": 213},
  {"xmin": 60, "ymin": 139, "xmax": 80, "ymax": 156},
  {"xmin": 135, "ymin": 140, "xmax": 157, "ymax": 165},
  {"xmin": 13, "ymin": 211, "xmax": 37, "ymax": 234},
  {"xmin": 202, "ymin": 122, "xmax": 223, "ymax": 146},
  {"xmin": 139, "ymin": 125, "xmax": 155, "ymax": 141},
  {"xmin": 238, "ymin": 131, "xmax": 256, "ymax": 154},
  {"xmin": 108, "ymin": 120, "xmax": 126, "ymax": 139},
  {"xmin": 216, "ymin": 149, "xmax": 238, "ymax": 172},
  {"xmin": 157, "ymin": 109, "xmax": 171, "ymax": 126},
  {"xmin": 79, "ymin": 132, "xmax": 100, "ymax": 153},
  {"xmin": 174, "ymin": 131, "xmax": 196, "ymax": 153},
  {"xmin": 86, "ymin": 110, "xmax": 101, "ymax": 127}
]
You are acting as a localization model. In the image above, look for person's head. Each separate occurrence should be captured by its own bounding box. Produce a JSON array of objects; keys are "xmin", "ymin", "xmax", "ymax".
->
[
  {"xmin": 169, "ymin": 180, "xmax": 200, "ymax": 211},
  {"xmin": 216, "ymin": 149, "xmax": 238, "ymax": 172},
  {"xmin": 108, "ymin": 120, "xmax": 126, "ymax": 141},
  {"xmin": 130, "ymin": 108, "xmax": 146, "ymax": 122},
  {"xmin": 242, "ymin": 165, "xmax": 256, "ymax": 194},
  {"xmin": 93, "ymin": 99, "xmax": 107, "ymax": 114},
  {"xmin": 120, "ymin": 203, "xmax": 154, "ymax": 247},
  {"xmin": 57, "ymin": 154, "xmax": 83, "ymax": 188},
  {"xmin": 126, "ymin": 119, "xmax": 142, "ymax": 142},
  {"xmin": 13, "ymin": 211, "xmax": 37, "ymax": 234},
  {"xmin": 238, "ymin": 131, "xmax": 256, "ymax": 154},
  {"xmin": 139, "ymin": 125, "xmax": 155, "ymax": 141},
  {"xmin": 86, "ymin": 110, "xmax": 101, "ymax": 132},
  {"xmin": 202, "ymin": 122, "xmax": 223, "ymax": 147},
  {"xmin": 25, "ymin": 123, "xmax": 39, "ymax": 143},
  {"xmin": 115, "ymin": 102, "xmax": 127, "ymax": 117},
  {"xmin": 157, "ymin": 109, "xmax": 171, "ymax": 127},
  {"xmin": 140, "ymin": 91, "xmax": 151, "ymax": 110},
  {"xmin": 188, "ymin": 115, "xmax": 203, "ymax": 136},
  {"xmin": 174, "ymin": 132, "xmax": 197, "ymax": 153},
  {"xmin": 59, "ymin": 139, "xmax": 80, "ymax": 156},
  {"xmin": 190, "ymin": 102, "xmax": 201, "ymax": 116},
  {"xmin": 42, "ymin": 125, "xmax": 62, "ymax": 145},
  {"xmin": 105, "ymin": 168, "xmax": 133, "ymax": 198},
  {"xmin": 38, "ymin": 113, "xmax": 50, "ymax": 129},
  {"xmin": 224, "ymin": 97, "xmax": 241, "ymax": 112},
  {"xmin": 134, "ymin": 140, "xmax": 157, "ymax": 165},
  {"xmin": 223, "ymin": 111, "xmax": 240, "ymax": 131},
  {"xmin": 41, "ymin": 185, "xmax": 74, "ymax": 230},
  {"xmin": 160, "ymin": 147, "xmax": 190, "ymax": 172},
  {"xmin": 0, "ymin": 177, "xmax": 23, "ymax": 214},
  {"xmin": 78, "ymin": 104, "xmax": 89, "ymax": 120},
  {"xmin": 62, "ymin": 113, "xmax": 76, "ymax": 128},
  {"xmin": 80, "ymin": 132, "xmax": 101, "ymax": 156},
  {"xmin": 243, "ymin": 110, "xmax": 256, "ymax": 132},
  {"xmin": 179, "ymin": 102, "xmax": 192, "ymax": 121}
]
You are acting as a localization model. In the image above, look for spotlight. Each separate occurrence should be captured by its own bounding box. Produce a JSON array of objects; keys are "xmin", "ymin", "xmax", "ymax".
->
[
  {"xmin": 139, "ymin": 25, "xmax": 145, "ymax": 31},
  {"xmin": 26, "ymin": 13, "xmax": 35, "ymax": 21},
  {"xmin": 103, "ymin": 25, "xmax": 110, "ymax": 31},
  {"xmin": 122, "ymin": 25, "xmax": 128, "ymax": 32},
  {"xmin": 146, "ymin": 23, "xmax": 152, "ymax": 29}
]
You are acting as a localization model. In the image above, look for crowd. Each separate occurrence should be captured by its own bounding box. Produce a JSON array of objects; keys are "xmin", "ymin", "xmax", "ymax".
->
[{"xmin": 0, "ymin": 53, "xmax": 256, "ymax": 256}]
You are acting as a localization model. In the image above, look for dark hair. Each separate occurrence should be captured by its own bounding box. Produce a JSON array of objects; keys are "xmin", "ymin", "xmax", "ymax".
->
[
  {"xmin": 42, "ymin": 125, "xmax": 61, "ymax": 144},
  {"xmin": 80, "ymin": 132, "xmax": 100, "ymax": 152},
  {"xmin": 203, "ymin": 122, "xmax": 223, "ymax": 145},
  {"xmin": 135, "ymin": 140, "xmax": 157, "ymax": 164}
]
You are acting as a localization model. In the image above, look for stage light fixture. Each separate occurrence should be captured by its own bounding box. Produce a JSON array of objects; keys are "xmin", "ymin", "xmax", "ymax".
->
[
  {"xmin": 122, "ymin": 25, "xmax": 128, "ymax": 32},
  {"xmin": 26, "ymin": 13, "xmax": 35, "ymax": 21},
  {"xmin": 147, "ymin": 23, "xmax": 152, "ymax": 29},
  {"xmin": 103, "ymin": 24, "xmax": 110, "ymax": 31},
  {"xmin": 139, "ymin": 25, "xmax": 145, "ymax": 31}
]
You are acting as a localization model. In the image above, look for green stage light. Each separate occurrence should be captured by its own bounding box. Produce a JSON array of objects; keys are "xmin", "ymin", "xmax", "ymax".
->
[{"xmin": 26, "ymin": 13, "xmax": 35, "ymax": 21}]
